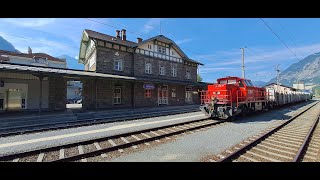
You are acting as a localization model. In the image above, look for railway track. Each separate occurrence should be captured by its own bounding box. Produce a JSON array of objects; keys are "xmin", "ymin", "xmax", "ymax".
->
[
  {"xmin": 0, "ymin": 117, "xmax": 230, "ymax": 162},
  {"xmin": 211, "ymin": 101, "xmax": 320, "ymax": 162}
]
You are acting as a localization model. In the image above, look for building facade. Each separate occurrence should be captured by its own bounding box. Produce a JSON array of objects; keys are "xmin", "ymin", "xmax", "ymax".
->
[
  {"xmin": 0, "ymin": 48, "xmax": 67, "ymax": 112},
  {"xmin": 79, "ymin": 29, "xmax": 204, "ymax": 110}
]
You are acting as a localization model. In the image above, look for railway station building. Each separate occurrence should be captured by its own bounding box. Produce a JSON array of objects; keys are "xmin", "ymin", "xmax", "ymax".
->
[{"xmin": 79, "ymin": 29, "xmax": 204, "ymax": 110}]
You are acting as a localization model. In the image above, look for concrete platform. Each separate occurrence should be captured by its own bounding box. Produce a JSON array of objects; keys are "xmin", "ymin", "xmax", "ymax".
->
[{"xmin": 0, "ymin": 104, "xmax": 200, "ymax": 136}]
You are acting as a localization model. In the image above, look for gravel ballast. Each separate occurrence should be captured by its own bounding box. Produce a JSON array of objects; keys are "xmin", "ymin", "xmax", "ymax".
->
[{"xmin": 108, "ymin": 101, "xmax": 317, "ymax": 162}]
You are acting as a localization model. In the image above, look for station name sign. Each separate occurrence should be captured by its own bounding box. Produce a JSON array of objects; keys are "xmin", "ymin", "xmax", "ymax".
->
[{"xmin": 143, "ymin": 83, "xmax": 155, "ymax": 89}]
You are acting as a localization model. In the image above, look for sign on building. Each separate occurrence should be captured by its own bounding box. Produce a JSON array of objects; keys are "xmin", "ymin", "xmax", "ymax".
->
[{"xmin": 143, "ymin": 83, "xmax": 155, "ymax": 89}]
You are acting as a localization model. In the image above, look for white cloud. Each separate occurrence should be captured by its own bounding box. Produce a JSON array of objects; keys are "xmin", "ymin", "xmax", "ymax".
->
[
  {"xmin": 176, "ymin": 38, "xmax": 192, "ymax": 45},
  {"xmin": 3, "ymin": 18, "xmax": 56, "ymax": 27},
  {"xmin": 0, "ymin": 32, "xmax": 77, "ymax": 57},
  {"xmin": 143, "ymin": 18, "xmax": 164, "ymax": 33},
  {"xmin": 199, "ymin": 43, "xmax": 320, "ymax": 67},
  {"xmin": 199, "ymin": 67, "xmax": 236, "ymax": 74},
  {"xmin": 75, "ymin": 56, "xmax": 79, "ymax": 59}
]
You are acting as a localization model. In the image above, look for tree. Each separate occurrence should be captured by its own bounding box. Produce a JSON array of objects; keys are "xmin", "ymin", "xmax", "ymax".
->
[{"xmin": 197, "ymin": 74, "xmax": 203, "ymax": 82}]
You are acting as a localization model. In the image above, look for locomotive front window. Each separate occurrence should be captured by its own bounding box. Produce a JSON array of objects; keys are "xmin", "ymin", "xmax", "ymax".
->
[{"xmin": 244, "ymin": 80, "xmax": 253, "ymax": 86}]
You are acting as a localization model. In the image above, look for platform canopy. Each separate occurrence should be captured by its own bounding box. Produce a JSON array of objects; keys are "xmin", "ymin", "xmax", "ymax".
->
[{"xmin": 0, "ymin": 62, "xmax": 135, "ymax": 81}]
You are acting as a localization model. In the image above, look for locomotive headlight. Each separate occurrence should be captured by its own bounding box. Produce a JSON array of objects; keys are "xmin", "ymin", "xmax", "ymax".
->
[{"xmin": 217, "ymin": 92, "xmax": 220, "ymax": 94}]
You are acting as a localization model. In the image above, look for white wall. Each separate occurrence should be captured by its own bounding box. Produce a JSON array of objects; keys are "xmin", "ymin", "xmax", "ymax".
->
[
  {"xmin": 0, "ymin": 76, "xmax": 49, "ymax": 110},
  {"xmin": 8, "ymin": 56, "xmax": 66, "ymax": 68},
  {"xmin": 138, "ymin": 42, "xmax": 182, "ymax": 58}
]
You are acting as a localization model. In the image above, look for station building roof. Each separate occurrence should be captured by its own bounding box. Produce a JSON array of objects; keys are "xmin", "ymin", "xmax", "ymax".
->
[{"xmin": 0, "ymin": 62, "xmax": 135, "ymax": 81}]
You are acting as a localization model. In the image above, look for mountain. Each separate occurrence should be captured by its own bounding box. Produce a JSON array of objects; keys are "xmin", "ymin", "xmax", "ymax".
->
[
  {"xmin": 0, "ymin": 36, "xmax": 20, "ymax": 53},
  {"xmin": 57, "ymin": 55, "xmax": 84, "ymax": 70},
  {"xmin": 251, "ymin": 81, "xmax": 267, "ymax": 87},
  {"xmin": 268, "ymin": 52, "xmax": 320, "ymax": 87}
]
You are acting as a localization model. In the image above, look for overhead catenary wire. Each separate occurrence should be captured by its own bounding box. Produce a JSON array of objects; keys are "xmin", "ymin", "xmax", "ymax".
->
[
  {"xmin": 260, "ymin": 18, "xmax": 308, "ymax": 85},
  {"xmin": 260, "ymin": 18, "xmax": 301, "ymax": 62}
]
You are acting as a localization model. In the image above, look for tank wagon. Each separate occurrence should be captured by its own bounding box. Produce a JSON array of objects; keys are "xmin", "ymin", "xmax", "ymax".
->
[{"xmin": 199, "ymin": 76, "xmax": 312, "ymax": 120}]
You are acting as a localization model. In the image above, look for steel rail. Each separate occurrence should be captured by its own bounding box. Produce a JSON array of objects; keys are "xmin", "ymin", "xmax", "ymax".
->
[
  {"xmin": 52, "ymin": 119, "xmax": 224, "ymax": 162},
  {"xmin": 0, "ymin": 117, "xmax": 219, "ymax": 161},
  {"xmin": 218, "ymin": 101, "xmax": 319, "ymax": 162},
  {"xmin": 293, "ymin": 112, "xmax": 320, "ymax": 162}
]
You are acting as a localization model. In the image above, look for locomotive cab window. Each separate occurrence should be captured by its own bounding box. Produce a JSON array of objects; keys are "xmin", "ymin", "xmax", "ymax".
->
[
  {"xmin": 219, "ymin": 79, "xmax": 236, "ymax": 84},
  {"xmin": 228, "ymin": 79, "xmax": 236, "ymax": 84},
  {"xmin": 219, "ymin": 80, "xmax": 227, "ymax": 84},
  {"xmin": 239, "ymin": 80, "xmax": 245, "ymax": 87}
]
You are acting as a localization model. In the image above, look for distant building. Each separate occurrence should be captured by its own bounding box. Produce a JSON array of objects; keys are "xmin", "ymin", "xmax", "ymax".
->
[
  {"xmin": 293, "ymin": 81, "xmax": 305, "ymax": 90},
  {"xmin": 67, "ymin": 81, "xmax": 82, "ymax": 102},
  {"xmin": 0, "ymin": 48, "xmax": 66, "ymax": 111},
  {"xmin": 0, "ymin": 48, "xmax": 66, "ymax": 68}
]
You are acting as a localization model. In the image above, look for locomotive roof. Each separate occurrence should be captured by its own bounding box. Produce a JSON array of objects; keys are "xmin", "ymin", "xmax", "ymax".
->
[{"xmin": 217, "ymin": 76, "xmax": 251, "ymax": 81}]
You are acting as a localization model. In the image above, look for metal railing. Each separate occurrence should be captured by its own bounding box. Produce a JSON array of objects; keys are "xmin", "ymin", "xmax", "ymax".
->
[{"xmin": 200, "ymin": 90, "xmax": 232, "ymax": 105}]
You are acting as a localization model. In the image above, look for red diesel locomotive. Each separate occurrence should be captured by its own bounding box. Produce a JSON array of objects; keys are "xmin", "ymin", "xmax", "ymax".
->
[{"xmin": 199, "ymin": 76, "xmax": 270, "ymax": 119}]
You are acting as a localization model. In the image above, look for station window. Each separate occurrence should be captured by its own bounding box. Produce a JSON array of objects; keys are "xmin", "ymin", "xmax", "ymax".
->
[
  {"xmin": 114, "ymin": 59, "xmax": 123, "ymax": 71},
  {"xmin": 186, "ymin": 70, "xmax": 191, "ymax": 79},
  {"xmin": 171, "ymin": 88, "xmax": 176, "ymax": 98},
  {"xmin": 171, "ymin": 66, "xmax": 177, "ymax": 77},
  {"xmin": 145, "ymin": 63, "xmax": 152, "ymax": 74},
  {"xmin": 113, "ymin": 88, "xmax": 121, "ymax": 104},
  {"xmin": 160, "ymin": 66, "xmax": 165, "ymax": 75},
  {"xmin": 145, "ymin": 89, "xmax": 152, "ymax": 98},
  {"xmin": 158, "ymin": 46, "xmax": 166, "ymax": 54}
]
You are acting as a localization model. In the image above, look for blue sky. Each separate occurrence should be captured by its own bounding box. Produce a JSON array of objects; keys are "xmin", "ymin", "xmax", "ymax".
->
[{"xmin": 1, "ymin": 18, "xmax": 320, "ymax": 83}]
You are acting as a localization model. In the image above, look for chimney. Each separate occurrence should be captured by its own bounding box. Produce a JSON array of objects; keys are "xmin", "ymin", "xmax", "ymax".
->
[
  {"xmin": 28, "ymin": 46, "xmax": 32, "ymax": 54},
  {"xmin": 116, "ymin": 30, "xmax": 120, "ymax": 38},
  {"xmin": 137, "ymin": 38, "xmax": 143, "ymax": 43},
  {"xmin": 121, "ymin": 29, "xmax": 126, "ymax": 41}
]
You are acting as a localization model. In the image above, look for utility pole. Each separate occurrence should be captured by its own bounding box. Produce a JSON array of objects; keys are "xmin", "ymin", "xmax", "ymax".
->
[
  {"xmin": 240, "ymin": 47, "xmax": 246, "ymax": 79},
  {"xmin": 275, "ymin": 64, "xmax": 280, "ymax": 92}
]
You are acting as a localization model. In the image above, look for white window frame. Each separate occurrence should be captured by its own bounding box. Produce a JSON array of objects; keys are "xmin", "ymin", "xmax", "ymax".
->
[
  {"xmin": 159, "ymin": 66, "xmax": 165, "ymax": 75},
  {"xmin": 145, "ymin": 89, "xmax": 152, "ymax": 98},
  {"xmin": 186, "ymin": 70, "xmax": 191, "ymax": 79},
  {"xmin": 114, "ymin": 59, "xmax": 123, "ymax": 71},
  {"xmin": 113, "ymin": 87, "xmax": 121, "ymax": 104},
  {"xmin": 158, "ymin": 46, "xmax": 166, "ymax": 54},
  {"xmin": 171, "ymin": 66, "xmax": 177, "ymax": 77},
  {"xmin": 145, "ymin": 63, "xmax": 152, "ymax": 74},
  {"xmin": 171, "ymin": 88, "xmax": 176, "ymax": 98},
  {"xmin": 185, "ymin": 87, "xmax": 192, "ymax": 102}
]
